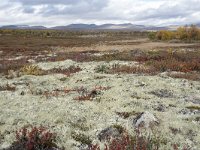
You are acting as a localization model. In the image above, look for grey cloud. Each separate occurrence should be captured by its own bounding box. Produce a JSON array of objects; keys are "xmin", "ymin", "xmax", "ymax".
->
[
  {"xmin": 11, "ymin": 0, "xmax": 109, "ymax": 17},
  {"xmin": 1, "ymin": 0, "xmax": 200, "ymax": 26},
  {"xmin": 23, "ymin": 6, "xmax": 35, "ymax": 14},
  {"xmin": 9, "ymin": 0, "xmax": 79, "ymax": 5},
  {"xmin": 134, "ymin": 0, "xmax": 200, "ymax": 21}
]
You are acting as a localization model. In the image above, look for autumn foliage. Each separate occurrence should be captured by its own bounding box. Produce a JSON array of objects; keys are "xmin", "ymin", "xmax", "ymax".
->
[{"xmin": 149, "ymin": 25, "xmax": 200, "ymax": 42}]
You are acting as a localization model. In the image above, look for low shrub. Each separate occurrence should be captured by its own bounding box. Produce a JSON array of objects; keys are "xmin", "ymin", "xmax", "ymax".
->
[
  {"xmin": 90, "ymin": 131, "xmax": 189, "ymax": 150},
  {"xmin": 90, "ymin": 131, "xmax": 162, "ymax": 150},
  {"xmin": 7, "ymin": 126, "xmax": 58, "ymax": 150}
]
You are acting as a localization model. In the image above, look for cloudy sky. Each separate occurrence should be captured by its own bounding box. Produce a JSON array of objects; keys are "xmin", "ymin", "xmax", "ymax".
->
[{"xmin": 0, "ymin": 0, "xmax": 200, "ymax": 27}]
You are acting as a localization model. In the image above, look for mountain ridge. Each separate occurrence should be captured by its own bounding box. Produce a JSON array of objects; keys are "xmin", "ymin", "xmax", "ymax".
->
[{"xmin": 0, "ymin": 23, "xmax": 199, "ymax": 31}]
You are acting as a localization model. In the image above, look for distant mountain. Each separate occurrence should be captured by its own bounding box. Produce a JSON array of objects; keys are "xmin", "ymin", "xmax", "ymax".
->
[
  {"xmin": 1, "ymin": 23, "xmax": 199, "ymax": 31},
  {"xmin": 0, "ymin": 25, "xmax": 47, "ymax": 30},
  {"xmin": 50, "ymin": 23, "xmax": 169, "ymax": 31},
  {"xmin": 51, "ymin": 24, "xmax": 98, "ymax": 30}
]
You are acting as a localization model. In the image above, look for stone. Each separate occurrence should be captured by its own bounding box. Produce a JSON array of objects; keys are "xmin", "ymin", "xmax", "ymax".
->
[{"xmin": 133, "ymin": 111, "xmax": 159, "ymax": 129}]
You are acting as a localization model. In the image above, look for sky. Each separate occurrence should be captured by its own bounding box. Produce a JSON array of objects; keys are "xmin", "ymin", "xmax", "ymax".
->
[{"xmin": 0, "ymin": 0, "xmax": 200, "ymax": 27}]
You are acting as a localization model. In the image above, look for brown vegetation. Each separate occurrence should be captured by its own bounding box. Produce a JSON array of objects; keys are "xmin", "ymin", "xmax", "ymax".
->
[
  {"xmin": 7, "ymin": 126, "xmax": 59, "ymax": 150},
  {"xmin": 0, "ymin": 84, "xmax": 16, "ymax": 91}
]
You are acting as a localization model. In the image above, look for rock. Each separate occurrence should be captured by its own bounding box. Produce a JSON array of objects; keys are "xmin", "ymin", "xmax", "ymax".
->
[
  {"xmin": 133, "ymin": 111, "xmax": 159, "ymax": 129},
  {"xmin": 97, "ymin": 125, "xmax": 124, "ymax": 142}
]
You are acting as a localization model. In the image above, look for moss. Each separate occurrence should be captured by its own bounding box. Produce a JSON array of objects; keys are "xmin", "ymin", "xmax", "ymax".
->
[{"xmin": 111, "ymin": 124, "xmax": 125, "ymax": 134}]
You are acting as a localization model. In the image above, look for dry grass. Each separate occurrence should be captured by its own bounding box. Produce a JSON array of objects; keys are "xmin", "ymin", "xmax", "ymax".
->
[{"xmin": 20, "ymin": 65, "xmax": 45, "ymax": 76}]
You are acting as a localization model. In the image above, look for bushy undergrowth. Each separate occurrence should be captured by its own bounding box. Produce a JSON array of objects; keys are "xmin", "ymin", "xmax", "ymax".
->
[
  {"xmin": 90, "ymin": 130, "xmax": 166, "ymax": 150},
  {"xmin": 148, "ymin": 25, "xmax": 200, "ymax": 42},
  {"xmin": 90, "ymin": 132, "xmax": 189, "ymax": 150},
  {"xmin": 7, "ymin": 126, "xmax": 59, "ymax": 150}
]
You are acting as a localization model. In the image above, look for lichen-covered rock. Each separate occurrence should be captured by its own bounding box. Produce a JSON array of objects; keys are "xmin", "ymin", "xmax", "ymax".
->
[{"xmin": 133, "ymin": 111, "xmax": 159, "ymax": 129}]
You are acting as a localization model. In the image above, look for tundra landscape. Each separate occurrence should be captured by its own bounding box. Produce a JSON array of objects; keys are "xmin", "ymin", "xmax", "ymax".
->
[
  {"xmin": 0, "ymin": 27, "xmax": 200, "ymax": 150},
  {"xmin": 1, "ymin": 0, "xmax": 200, "ymax": 150}
]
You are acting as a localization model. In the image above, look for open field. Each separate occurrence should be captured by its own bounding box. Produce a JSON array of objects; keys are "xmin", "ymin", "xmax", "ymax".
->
[{"xmin": 0, "ymin": 30, "xmax": 200, "ymax": 150}]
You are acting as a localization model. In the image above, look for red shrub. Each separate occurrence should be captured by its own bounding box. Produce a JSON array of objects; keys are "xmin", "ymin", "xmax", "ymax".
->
[{"xmin": 9, "ymin": 126, "xmax": 58, "ymax": 150}]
